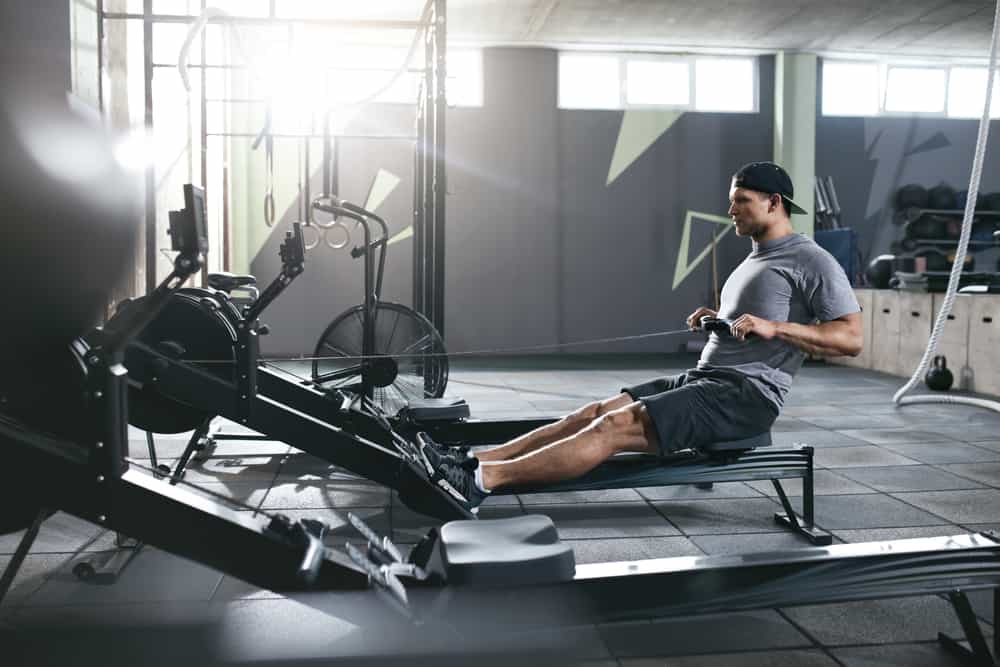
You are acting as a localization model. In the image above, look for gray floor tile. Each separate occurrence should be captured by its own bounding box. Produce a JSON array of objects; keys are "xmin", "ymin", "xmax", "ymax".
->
[
  {"xmin": 528, "ymin": 503, "xmax": 681, "ymax": 539},
  {"xmin": 782, "ymin": 406, "xmax": 861, "ymax": 419},
  {"xmin": 941, "ymin": 462, "xmax": 1000, "ymax": 487},
  {"xmin": 951, "ymin": 424, "xmax": 1000, "ymax": 441},
  {"xmin": 253, "ymin": 480, "xmax": 390, "ymax": 510},
  {"xmin": 163, "ymin": 455, "xmax": 286, "ymax": 483},
  {"xmin": 780, "ymin": 596, "xmax": 969, "ymax": 645},
  {"xmin": 832, "ymin": 642, "xmax": 977, "ymax": 666},
  {"xmin": 804, "ymin": 415, "xmax": 908, "ymax": 430},
  {"xmin": 190, "ymin": 481, "xmax": 272, "ymax": 508},
  {"xmin": 970, "ymin": 438, "xmax": 1000, "ymax": 450},
  {"xmin": 964, "ymin": 523, "xmax": 1000, "ymax": 533},
  {"xmin": 622, "ymin": 649, "xmax": 837, "ymax": 666},
  {"xmin": 599, "ymin": 611, "xmax": 810, "ymax": 658},
  {"xmin": 772, "ymin": 430, "xmax": 869, "ymax": 448},
  {"xmin": 837, "ymin": 428, "xmax": 962, "ymax": 444},
  {"xmin": 831, "ymin": 525, "xmax": 963, "ymax": 543},
  {"xmin": 4, "ymin": 601, "xmax": 224, "ymax": 667},
  {"xmin": 0, "ymin": 513, "xmax": 115, "ymax": 555},
  {"xmin": 518, "ymin": 488, "xmax": 644, "ymax": 504},
  {"xmin": 837, "ymin": 465, "xmax": 986, "ymax": 492},
  {"xmin": 25, "ymin": 547, "xmax": 223, "ymax": 606},
  {"xmin": 809, "ymin": 494, "xmax": 947, "ymax": 529},
  {"xmin": 802, "ymin": 391, "xmax": 902, "ymax": 408},
  {"xmin": 848, "ymin": 403, "xmax": 954, "ymax": 416},
  {"xmin": 0, "ymin": 554, "xmax": 70, "ymax": 606},
  {"xmin": 879, "ymin": 442, "xmax": 1000, "ymax": 464},
  {"xmin": 212, "ymin": 575, "xmax": 285, "ymax": 602},
  {"xmin": 814, "ymin": 446, "xmax": 921, "ymax": 469},
  {"xmin": 746, "ymin": 470, "xmax": 875, "ymax": 497},
  {"xmin": 529, "ymin": 399, "xmax": 600, "ymax": 412},
  {"xmin": 567, "ymin": 536, "xmax": 703, "ymax": 564},
  {"xmin": 652, "ymin": 498, "xmax": 785, "ymax": 535},
  {"xmin": 771, "ymin": 417, "xmax": 816, "ymax": 432},
  {"xmin": 690, "ymin": 532, "xmax": 830, "ymax": 556},
  {"xmin": 637, "ymin": 482, "xmax": 763, "ymax": 501},
  {"xmin": 892, "ymin": 489, "xmax": 1000, "ymax": 523},
  {"xmin": 219, "ymin": 595, "xmax": 604, "ymax": 664}
]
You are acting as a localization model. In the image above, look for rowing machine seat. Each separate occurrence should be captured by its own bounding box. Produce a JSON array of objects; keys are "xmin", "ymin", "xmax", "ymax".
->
[
  {"xmin": 398, "ymin": 397, "xmax": 471, "ymax": 422},
  {"xmin": 207, "ymin": 272, "xmax": 257, "ymax": 292},
  {"xmin": 701, "ymin": 431, "xmax": 771, "ymax": 452},
  {"xmin": 424, "ymin": 514, "xmax": 575, "ymax": 587}
]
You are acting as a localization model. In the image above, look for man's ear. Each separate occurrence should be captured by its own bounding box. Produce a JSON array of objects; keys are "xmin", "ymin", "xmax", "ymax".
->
[{"xmin": 769, "ymin": 193, "xmax": 781, "ymax": 213}]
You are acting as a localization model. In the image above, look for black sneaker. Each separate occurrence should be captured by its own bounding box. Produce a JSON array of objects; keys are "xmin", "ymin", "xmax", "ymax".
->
[
  {"xmin": 431, "ymin": 457, "xmax": 489, "ymax": 513},
  {"xmin": 416, "ymin": 432, "xmax": 469, "ymax": 476}
]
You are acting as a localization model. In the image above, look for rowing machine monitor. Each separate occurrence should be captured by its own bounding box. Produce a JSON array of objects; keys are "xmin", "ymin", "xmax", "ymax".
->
[{"xmin": 168, "ymin": 184, "xmax": 208, "ymax": 258}]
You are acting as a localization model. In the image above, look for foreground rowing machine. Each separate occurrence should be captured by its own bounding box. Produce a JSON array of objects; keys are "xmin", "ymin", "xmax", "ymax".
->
[{"xmin": 343, "ymin": 511, "xmax": 999, "ymax": 665}]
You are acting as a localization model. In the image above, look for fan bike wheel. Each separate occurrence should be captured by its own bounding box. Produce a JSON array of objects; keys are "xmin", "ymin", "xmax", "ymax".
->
[{"xmin": 312, "ymin": 302, "xmax": 448, "ymax": 413}]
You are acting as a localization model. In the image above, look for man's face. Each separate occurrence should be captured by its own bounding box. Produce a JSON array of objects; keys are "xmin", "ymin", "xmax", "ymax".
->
[{"xmin": 728, "ymin": 182, "xmax": 779, "ymax": 238}]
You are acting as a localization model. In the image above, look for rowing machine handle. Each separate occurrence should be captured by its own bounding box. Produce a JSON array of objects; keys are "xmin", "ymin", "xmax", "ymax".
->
[{"xmin": 700, "ymin": 316, "xmax": 734, "ymax": 334}]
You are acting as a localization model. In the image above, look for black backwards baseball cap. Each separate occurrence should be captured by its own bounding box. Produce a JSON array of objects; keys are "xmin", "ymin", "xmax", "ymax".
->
[{"xmin": 732, "ymin": 161, "xmax": 807, "ymax": 215}]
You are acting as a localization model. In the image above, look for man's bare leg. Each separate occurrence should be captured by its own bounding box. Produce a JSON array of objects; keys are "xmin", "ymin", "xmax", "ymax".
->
[
  {"xmin": 478, "ymin": 401, "xmax": 659, "ymax": 489},
  {"xmin": 475, "ymin": 393, "xmax": 634, "ymax": 463}
]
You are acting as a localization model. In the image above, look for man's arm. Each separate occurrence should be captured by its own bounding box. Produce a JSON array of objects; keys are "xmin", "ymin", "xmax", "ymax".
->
[{"xmin": 730, "ymin": 312, "xmax": 863, "ymax": 357}]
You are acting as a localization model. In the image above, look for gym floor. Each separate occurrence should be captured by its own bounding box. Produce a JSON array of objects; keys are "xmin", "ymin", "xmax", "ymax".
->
[{"xmin": 1, "ymin": 354, "xmax": 997, "ymax": 666}]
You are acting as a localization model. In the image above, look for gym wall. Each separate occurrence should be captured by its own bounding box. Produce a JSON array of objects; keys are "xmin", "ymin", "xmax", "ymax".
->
[
  {"xmin": 251, "ymin": 48, "xmax": 774, "ymax": 357},
  {"xmin": 815, "ymin": 112, "xmax": 1000, "ymax": 271}
]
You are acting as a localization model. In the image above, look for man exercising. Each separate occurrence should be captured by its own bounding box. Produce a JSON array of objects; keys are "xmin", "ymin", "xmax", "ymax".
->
[{"xmin": 428, "ymin": 161, "xmax": 863, "ymax": 511}]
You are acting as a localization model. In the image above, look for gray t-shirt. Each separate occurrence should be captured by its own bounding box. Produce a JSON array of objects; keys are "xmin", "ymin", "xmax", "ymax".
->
[{"xmin": 697, "ymin": 233, "xmax": 860, "ymax": 409}]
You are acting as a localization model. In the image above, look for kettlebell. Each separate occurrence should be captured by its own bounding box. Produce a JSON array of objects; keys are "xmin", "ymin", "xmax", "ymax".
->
[{"xmin": 924, "ymin": 355, "xmax": 954, "ymax": 391}]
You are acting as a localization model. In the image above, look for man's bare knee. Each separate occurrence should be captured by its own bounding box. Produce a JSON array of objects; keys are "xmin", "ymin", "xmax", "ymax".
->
[
  {"xmin": 593, "ymin": 403, "xmax": 643, "ymax": 432},
  {"xmin": 593, "ymin": 403, "xmax": 658, "ymax": 454}
]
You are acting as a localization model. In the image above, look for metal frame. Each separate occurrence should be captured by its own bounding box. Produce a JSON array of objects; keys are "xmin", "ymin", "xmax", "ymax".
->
[
  {"xmin": 98, "ymin": 2, "xmax": 447, "ymax": 299},
  {"xmin": 413, "ymin": 0, "xmax": 447, "ymax": 337},
  {"xmin": 398, "ymin": 532, "xmax": 1000, "ymax": 667}
]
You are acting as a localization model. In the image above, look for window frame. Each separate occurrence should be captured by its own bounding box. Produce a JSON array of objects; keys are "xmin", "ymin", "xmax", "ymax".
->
[
  {"xmin": 692, "ymin": 55, "xmax": 759, "ymax": 113},
  {"xmin": 821, "ymin": 58, "xmax": 999, "ymax": 119},
  {"xmin": 558, "ymin": 51, "xmax": 759, "ymax": 114},
  {"xmin": 882, "ymin": 64, "xmax": 949, "ymax": 118}
]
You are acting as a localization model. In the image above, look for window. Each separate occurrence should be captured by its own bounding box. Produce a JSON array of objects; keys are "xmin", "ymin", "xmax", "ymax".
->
[
  {"xmin": 822, "ymin": 59, "xmax": 999, "ymax": 119},
  {"xmin": 559, "ymin": 52, "xmax": 757, "ymax": 113},
  {"xmin": 695, "ymin": 58, "xmax": 755, "ymax": 112},
  {"xmin": 447, "ymin": 49, "xmax": 484, "ymax": 107},
  {"xmin": 884, "ymin": 66, "xmax": 946, "ymax": 114},
  {"xmin": 947, "ymin": 67, "xmax": 1000, "ymax": 119},
  {"xmin": 625, "ymin": 59, "xmax": 690, "ymax": 106},
  {"xmin": 822, "ymin": 62, "xmax": 879, "ymax": 116},
  {"xmin": 558, "ymin": 54, "xmax": 621, "ymax": 109}
]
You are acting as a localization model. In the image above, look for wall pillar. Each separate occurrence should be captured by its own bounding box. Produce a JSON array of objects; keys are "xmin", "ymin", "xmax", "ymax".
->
[{"xmin": 774, "ymin": 52, "xmax": 816, "ymax": 235}]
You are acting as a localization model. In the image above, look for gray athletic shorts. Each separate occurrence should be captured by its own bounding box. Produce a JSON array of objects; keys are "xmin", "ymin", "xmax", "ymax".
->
[{"xmin": 622, "ymin": 369, "xmax": 779, "ymax": 455}]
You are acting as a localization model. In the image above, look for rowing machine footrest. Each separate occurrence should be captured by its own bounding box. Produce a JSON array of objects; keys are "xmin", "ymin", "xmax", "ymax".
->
[
  {"xmin": 398, "ymin": 398, "xmax": 471, "ymax": 422},
  {"xmin": 425, "ymin": 515, "xmax": 575, "ymax": 587},
  {"xmin": 701, "ymin": 432, "xmax": 772, "ymax": 452}
]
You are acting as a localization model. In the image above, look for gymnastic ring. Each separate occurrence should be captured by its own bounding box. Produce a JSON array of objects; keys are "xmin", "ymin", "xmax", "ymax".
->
[
  {"xmin": 301, "ymin": 222, "xmax": 321, "ymax": 251},
  {"xmin": 324, "ymin": 221, "xmax": 351, "ymax": 250},
  {"xmin": 263, "ymin": 192, "xmax": 276, "ymax": 228},
  {"xmin": 310, "ymin": 195, "xmax": 339, "ymax": 229}
]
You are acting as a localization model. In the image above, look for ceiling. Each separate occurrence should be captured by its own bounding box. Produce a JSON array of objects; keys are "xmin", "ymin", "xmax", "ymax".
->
[{"xmin": 352, "ymin": 0, "xmax": 999, "ymax": 59}]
